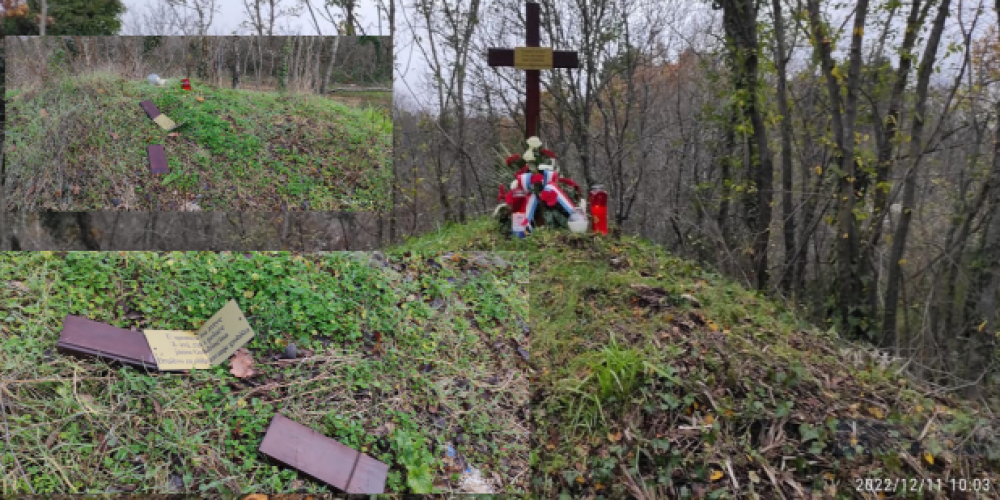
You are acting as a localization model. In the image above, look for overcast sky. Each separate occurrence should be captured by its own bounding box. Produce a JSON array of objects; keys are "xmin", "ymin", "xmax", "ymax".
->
[
  {"xmin": 121, "ymin": 0, "xmax": 388, "ymax": 36},
  {"xmin": 395, "ymin": 0, "xmax": 994, "ymax": 113}
]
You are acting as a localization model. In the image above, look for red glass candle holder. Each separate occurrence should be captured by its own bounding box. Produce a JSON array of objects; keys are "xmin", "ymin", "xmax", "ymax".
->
[
  {"xmin": 182, "ymin": 79, "xmax": 191, "ymax": 91},
  {"xmin": 589, "ymin": 185, "xmax": 608, "ymax": 235},
  {"xmin": 511, "ymin": 189, "xmax": 528, "ymax": 237}
]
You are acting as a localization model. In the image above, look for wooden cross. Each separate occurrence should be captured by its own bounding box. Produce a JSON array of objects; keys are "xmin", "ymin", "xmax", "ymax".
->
[{"xmin": 487, "ymin": 2, "xmax": 580, "ymax": 139}]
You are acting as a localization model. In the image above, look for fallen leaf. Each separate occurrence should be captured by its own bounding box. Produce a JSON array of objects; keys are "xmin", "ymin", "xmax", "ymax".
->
[
  {"xmin": 167, "ymin": 132, "xmax": 180, "ymax": 137},
  {"xmin": 111, "ymin": 132, "xmax": 119, "ymax": 140},
  {"xmin": 709, "ymin": 469, "xmax": 724, "ymax": 481},
  {"xmin": 748, "ymin": 471, "xmax": 760, "ymax": 483},
  {"xmin": 71, "ymin": 185, "xmax": 80, "ymax": 195},
  {"xmin": 868, "ymin": 406, "xmax": 884, "ymax": 419},
  {"xmin": 230, "ymin": 348, "xmax": 256, "ymax": 378},
  {"xmin": 923, "ymin": 452, "xmax": 934, "ymax": 465},
  {"xmin": 242, "ymin": 495, "xmax": 269, "ymax": 500},
  {"xmin": 7, "ymin": 281, "xmax": 29, "ymax": 292},
  {"xmin": 40, "ymin": 108, "xmax": 49, "ymax": 118},
  {"xmin": 151, "ymin": 397, "xmax": 162, "ymax": 415},
  {"xmin": 196, "ymin": 97, "xmax": 205, "ymax": 102}
]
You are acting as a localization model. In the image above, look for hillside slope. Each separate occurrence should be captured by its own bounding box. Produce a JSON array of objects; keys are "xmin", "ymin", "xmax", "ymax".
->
[
  {"xmin": 400, "ymin": 219, "xmax": 1000, "ymax": 499},
  {"xmin": 4, "ymin": 72, "xmax": 392, "ymax": 211}
]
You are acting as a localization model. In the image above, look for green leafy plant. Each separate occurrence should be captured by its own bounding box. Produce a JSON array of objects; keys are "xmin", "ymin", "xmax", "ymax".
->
[{"xmin": 392, "ymin": 430, "xmax": 436, "ymax": 493}]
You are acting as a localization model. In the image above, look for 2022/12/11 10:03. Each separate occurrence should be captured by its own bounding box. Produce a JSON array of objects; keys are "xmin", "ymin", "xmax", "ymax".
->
[{"xmin": 855, "ymin": 477, "xmax": 991, "ymax": 494}]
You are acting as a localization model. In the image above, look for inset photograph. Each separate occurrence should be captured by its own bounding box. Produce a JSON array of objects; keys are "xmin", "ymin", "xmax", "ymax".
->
[
  {"xmin": 0, "ymin": 251, "xmax": 528, "ymax": 494},
  {"xmin": 4, "ymin": 36, "xmax": 392, "ymax": 211}
]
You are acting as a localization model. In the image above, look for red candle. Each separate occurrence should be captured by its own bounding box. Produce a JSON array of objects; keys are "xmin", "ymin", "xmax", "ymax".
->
[
  {"xmin": 182, "ymin": 79, "xmax": 191, "ymax": 91},
  {"xmin": 589, "ymin": 185, "xmax": 608, "ymax": 235},
  {"xmin": 511, "ymin": 188, "xmax": 528, "ymax": 237}
]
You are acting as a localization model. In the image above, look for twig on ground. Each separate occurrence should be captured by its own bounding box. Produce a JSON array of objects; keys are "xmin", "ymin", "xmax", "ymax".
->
[{"xmin": 0, "ymin": 384, "xmax": 36, "ymax": 494}]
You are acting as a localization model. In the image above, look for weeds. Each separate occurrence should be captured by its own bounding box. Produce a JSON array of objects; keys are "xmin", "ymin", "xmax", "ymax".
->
[
  {"xmin": 4, "ymin": 72, "xmax": 392, "ymax": 211},
  {"xmin": 400, "ymin": 219, "xmax": 1000, "ymax": 498},
  {"xmin": 0, "ymin": 251, "xmax": 528, "ymax": 494}
]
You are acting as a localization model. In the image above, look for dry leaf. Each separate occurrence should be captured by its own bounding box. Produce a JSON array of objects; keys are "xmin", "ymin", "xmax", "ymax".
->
[
  {"xmin": 230, "ymin": 348, "xmax": 256, "ymax": 378},
  {"xmin": 242, "ymin": 495, "xmax": 269, "ymax": 500},
  {"xmin": 709, "ymin": 469, "xmax": 724, "ymax": 481},
  {"xmin": 167, "ymin": 132, "xmax": 180, "ymax": 137},
  {"xmin": 40, "ymin": 108, "xmax": 49, "ymax": 118},
  {"xmin": 607, "ymin": 430, "xmax": 622, "ymax": 443},
  {"xmin": 71, "ymin": 185, "xmax": 80, "ymax": 195},
  {"xmin": 923, "ymin": 452, "xmax": 934, "ymax": 465},
  {"xmin": 196, "ymin": 97, "xmax": 205, "ymax": 102},
  {"xmin": 111, "ymin": 132, "xmax": 119, "ymax": 140},
  {"xmin": 7, "ymin": 281, "xmax": 29, "ymax": 292}
]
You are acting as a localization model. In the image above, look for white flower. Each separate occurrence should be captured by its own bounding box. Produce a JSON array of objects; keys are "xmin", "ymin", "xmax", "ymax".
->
[
  {"xmin": 523, "ymin": 150, "xmax": 535, "ymax": 162},
  {"xmin": 510, "ymin": 179, "xmax": 519, "ymax": 190},
  {"xmin": 526, "ymin": 136, "xmax": 542, "ymax": 148}
]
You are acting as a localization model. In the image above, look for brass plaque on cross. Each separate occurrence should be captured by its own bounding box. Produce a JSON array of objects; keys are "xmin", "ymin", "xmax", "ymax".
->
[{"xmin": 514, "ymin": 47, "xmax": 554, "ymax": 70}]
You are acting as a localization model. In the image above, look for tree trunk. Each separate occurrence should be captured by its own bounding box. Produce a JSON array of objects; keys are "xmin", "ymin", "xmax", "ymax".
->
[
  {"xmin": 320, "ymin": 36, "xmax": 338, "ymax": 94},
  {"xmin": 883, "ymin": 0, "xmax": 951, "ymax": 352},
  {"xmin": 720, "ymin": 0, "xmax": 774, "ymax": 291},
  {"xmin": 231, "ymin": 37, "xmax": 241, "ymax": 89},
  {"xmin": 40, "ymin": 0, "xmax": 47, "ymax": 36},
  {"xmin": 772, "ymin": 0, "xmax": 795, "ymax": 295},
  {"xmin": 807, "ymin": 0, "xmax": 871, "ymax": 338}
]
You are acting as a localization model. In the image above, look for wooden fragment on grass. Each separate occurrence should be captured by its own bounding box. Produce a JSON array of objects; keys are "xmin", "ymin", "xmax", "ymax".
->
[
  {"xmin": 55, "ymin": 315, "xmax": 157, "ymax": 370},
  {"xmin": 139, "ymin": 100, "xmax": 161, "ymax": 119},
  {"xmin": 147, "ymin": 145, "xmax": 168, "ymax": 174},
  {"xmin": 259, "ymin": 413, "xmax": 388, "ymax": 493}
]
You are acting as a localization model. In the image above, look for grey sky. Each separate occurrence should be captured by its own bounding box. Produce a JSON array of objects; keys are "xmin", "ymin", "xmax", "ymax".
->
[
  {"xmin": 121, "ymin": 0, "xmax": 389, "ymax": 35},
  {"xmin": 395, "ymin": 0, "xmax": 994, "ymax": 113}
]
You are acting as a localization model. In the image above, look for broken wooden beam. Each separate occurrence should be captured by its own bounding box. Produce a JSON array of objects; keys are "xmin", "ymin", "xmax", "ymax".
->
[
  {"xmin": 55, "ymin": 315, "xmax": 157, "ymax": 370},
  {"xmin": 139, "ymin": 100, "xmax": 161, "ymax": 120},
  {"xmin": 147, "ymin": 145, "xmax": 168, "ymax": 174},
  {"xmin": 259, "ymin": 413, "xmax": 389, "ymax": 494}
]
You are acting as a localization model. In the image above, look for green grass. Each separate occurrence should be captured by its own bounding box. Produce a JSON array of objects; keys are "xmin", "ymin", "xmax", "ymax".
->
[
  {"xmin": 0, "ymin": 251, "xmax": 528, "ymax": 494},
  {"xmin": 399, "ymin": 219, "xmax": 1000, "ymax": 499},
  {"xmin": 3, "ymin": 72, "xmax": 392, "ymax": 211}
]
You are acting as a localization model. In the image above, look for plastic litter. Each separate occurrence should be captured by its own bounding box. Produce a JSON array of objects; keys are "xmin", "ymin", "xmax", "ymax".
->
[{"xmin": 446, "ymin": 444, "xmax": 494, "ymax": 493}]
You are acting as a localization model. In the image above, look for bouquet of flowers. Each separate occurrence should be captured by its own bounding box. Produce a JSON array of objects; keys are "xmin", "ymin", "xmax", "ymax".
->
[{"xmin": 496, "ymin": 136, "xmax": 586, "ymax": 236}]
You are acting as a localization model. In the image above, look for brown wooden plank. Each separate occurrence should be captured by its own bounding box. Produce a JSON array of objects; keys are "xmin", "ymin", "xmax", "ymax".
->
[
  {"xmin": 139, "ymin": 100, "xmax": 161, "ymax": 120},
  {"xmin": 56, "ymin": 315, "xmax": 157, "ymax": 369},
  {"xmin": 526, "ymin": 2, "xmax": 540, "ymax": 47},
  {"xmin": 147, "ymin": 145, "xmax": 168, "ymax": 175},
  {"xmin": 345, "ymin": 453, "xmax": 390, "ymax": 494},
  {"xmin": 488, "ymin": 48, "xmax": 578, "ymax": 68},
  {"xmin": 258, "ymin": 414, "xmax": 361, "ymax": 491}
]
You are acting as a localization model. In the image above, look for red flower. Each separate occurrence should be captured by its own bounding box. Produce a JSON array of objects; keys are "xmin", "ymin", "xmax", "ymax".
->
[
  {"xmin": 497, "ymin": 185, "xmax": 507, "ymax": 202},
  {"xmin": 540, "ymin": 189, "xmax": 558, "ymax": 207},
  {"xmin": 505, "ymin": 190, "xmax": 515, "ymax": 206},
  {"xmin": 540, "ymin": 148, "xmax": 557, "ymax": 159},
  {"xmin": 506, "ymin": 154, "xmax": 521, "ymax": 166},
  {"xmin": 531, "ymin": 173, "xmax": 544, "ymax": 185}
]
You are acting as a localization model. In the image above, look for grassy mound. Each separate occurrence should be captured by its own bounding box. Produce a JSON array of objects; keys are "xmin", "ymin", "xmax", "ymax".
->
[
  {"xmin": 400, "ymin": 219, "xmax": 1000, "ymax": 499},
  {"xmin": 4, "ymin": 72, "xmax": 392, "ymax": 211},
  {"xmin": 0, "ymin": 251, "xmax": 527, "ymax": 494}
]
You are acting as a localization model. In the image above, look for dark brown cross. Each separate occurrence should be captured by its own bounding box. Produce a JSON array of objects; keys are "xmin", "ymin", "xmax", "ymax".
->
[{"xmin": 487, "ymin": 2, "xmax": 579, "ymax": 139}]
